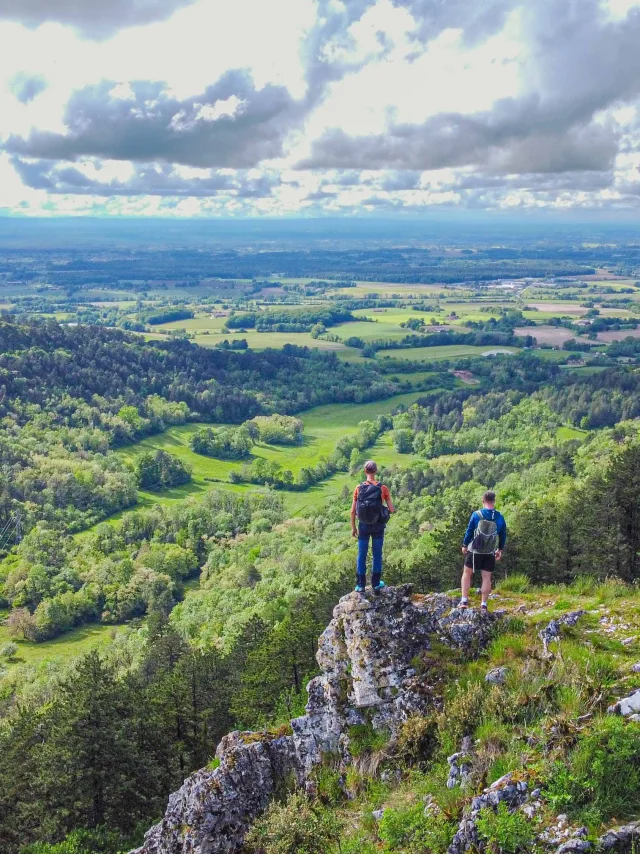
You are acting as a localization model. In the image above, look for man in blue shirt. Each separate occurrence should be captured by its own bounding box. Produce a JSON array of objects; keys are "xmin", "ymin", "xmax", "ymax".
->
[{"xmin": 459, "ymin": 490, "xmax": 507, "ymax": 611}]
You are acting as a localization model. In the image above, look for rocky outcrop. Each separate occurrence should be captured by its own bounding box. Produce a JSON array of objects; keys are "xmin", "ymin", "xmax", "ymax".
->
[
  {"xmin": 132, "ymin": 586, "xmax": 499, "ymax": 854},
  {"xmin": 132, "ymin": 731, "xmax": 300, "ymax": 854}
]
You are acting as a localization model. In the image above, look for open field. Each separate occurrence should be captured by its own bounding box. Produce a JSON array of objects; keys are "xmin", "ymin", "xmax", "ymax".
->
[
  {"xmin": 195, "ymin": 331, "xmax": 350, "ymax": 351},
  {"xmin": 525, "ymin": 301, "xmax": 588, "ymax": 315},
  {"xmin": 111, "ymin": 391, "xmax": 433, "ymax": 519},
  {"xmin": 377, "ymin": 344, "xmax": 519, "ymax": 361},
  {"xmin": 516, "ymin": 325, "xmax": 576, "ymax": 346},
  {"xmin": 334, "ymin": 281, "xmax": 447, "ymax": 297},
  {"xmin": 0, "ymin": 617, "xmax": 126, "ymax": 675},
  {"xmin": 557, "ymin": 425, "xmax": 589, "ymax": 441},
  {"xmin": 530, "ymin": 349, "xmax": 591, "ymax": 362},
  {"xmin": 596, "ymin": 328, "xmax": 640, "ymax": 342},
  {"xmin": 154, "ymin": 315, "xmax": 229, "ymax": 332},
  {"xmin": 332, "ymin": 319, "xmax": 409, "ymax": 341}
]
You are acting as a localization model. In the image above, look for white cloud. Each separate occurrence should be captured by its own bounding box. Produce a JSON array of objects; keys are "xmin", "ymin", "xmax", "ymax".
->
[{"xmin": 2, "ymin": 0, "xmax": 640, "ymax": 215}]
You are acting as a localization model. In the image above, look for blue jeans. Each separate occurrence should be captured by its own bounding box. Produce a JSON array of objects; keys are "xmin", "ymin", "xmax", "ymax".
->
[{"xmin": 357, "ymin": 530, "xmax": 384, "ymax": 587}]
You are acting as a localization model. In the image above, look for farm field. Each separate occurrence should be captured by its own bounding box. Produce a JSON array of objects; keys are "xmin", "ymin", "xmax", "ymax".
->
[
  {"xmin": 195, "ymin": 331, "xmax": 350, "ymax": 351},
  {"xmin": 515, "ymin": 325, "xmax": 576, "ymax": 346},
  {"xmin": 334, "ymin": 281, "xmax": 447, "ymax": 296},
  {"xmin": 596, "ymin": 328, "xmax": 640, "ymax": 342},
  {"xmin": 332, "ymin": 320, "xmax": 410, "ymax": 341},
  {"xmin": 377, "ymin": 344, "xmax": 519, "ymax": 361},
  {"xmin": 530, "ymin": 349, "xmax": 591, "ymax": 363},
  {"xmin": 524, "ymin": 302, "xmax": 588, "ymax": 314}
]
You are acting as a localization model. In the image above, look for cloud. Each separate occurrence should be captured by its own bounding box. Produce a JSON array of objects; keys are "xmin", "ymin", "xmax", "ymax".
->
[
  {"xmin": 9, "ymin": 72, "xmax": 47, "ymax": 104},
  {"xmin": 0, "ymin": 0, "xmax": 196, "ymax": 38},
  {"xmin": 300, "ymin": 0, "xmax": 640, "ymax": 175},
  {"xmin": 11, "ymin": 158, "xmax": 283, "ymax": 197},
  {"xmin": 298, "ymin": 101, "xmax": 619, "ymax": 174},
  {"xmin": 4, "ymin": 71, "xmax": 308, "ymax": 168}
]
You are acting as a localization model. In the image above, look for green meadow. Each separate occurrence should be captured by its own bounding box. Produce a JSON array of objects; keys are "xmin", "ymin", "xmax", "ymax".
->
[
  {"xmin": 112, "ymin": 391, "xmax": 432, "ymax": 518},
  {"xmin": 377, "ymin": 344, "xmax": 519, "ymax": 361}
]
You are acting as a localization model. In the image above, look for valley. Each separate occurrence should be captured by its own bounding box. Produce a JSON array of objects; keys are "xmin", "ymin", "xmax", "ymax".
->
[{"xmin": 1, "ymin": 220, "xmax": 640, "ymax": 854}]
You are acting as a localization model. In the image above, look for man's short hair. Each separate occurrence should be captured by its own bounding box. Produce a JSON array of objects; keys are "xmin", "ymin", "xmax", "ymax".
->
[
  {"xmin": 364, "ymin": 460, "xmax": 378, "ymax": 473},
  {"xmin": 483, "ymin": 490, "xmax": 496, "ymax": 504}
]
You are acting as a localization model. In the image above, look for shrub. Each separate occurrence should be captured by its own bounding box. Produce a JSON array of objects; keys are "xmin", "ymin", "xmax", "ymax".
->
[
  {"xmin": 378, "ymin": 803, "xmax": 455, "ymax": 853},
  {"xmin": 546, "ymin": 715, "xmax": 640, "ymax": 825},
  {"xmin": 20, "ymin": 826, "xmax": 128, "ymax": 853},
  {"xmin": 0, "ymin": 641, "xmax": 18, "ymax": 659},
  {"xmin": 397, "ymin": 715, "xmax": 438, "ymax": 766},
  {"xmin": 244, "ymin": 792, "xmax": 340, "ymax": 854},
  {"xmin": 475, "ymin": 802, "xmax": 537, "ymax": 854}
]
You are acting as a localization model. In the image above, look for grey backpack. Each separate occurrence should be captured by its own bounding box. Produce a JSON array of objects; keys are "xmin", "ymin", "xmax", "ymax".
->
[{"xmin": 470, "ymin": 510, "xmax": 499, "ymax": 554}]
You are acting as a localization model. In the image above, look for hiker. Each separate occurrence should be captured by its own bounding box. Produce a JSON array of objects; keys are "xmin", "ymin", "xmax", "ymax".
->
[
  {"xmin": 459, "ymin": 490, "xmax": 507, "ymax": 611},
  {"xmin": 351, "ymin": 460, "xmax": 395, "ymax": 593}
]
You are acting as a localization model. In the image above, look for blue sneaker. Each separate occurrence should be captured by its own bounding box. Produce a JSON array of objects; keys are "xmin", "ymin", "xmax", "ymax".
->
[
  {"xmin": 372, "ymin": 581, "xmax": 386, "ymax": 593},
  {"xmin": 355, "ymin": 584, "xmax": 365, "ymax": 593}
]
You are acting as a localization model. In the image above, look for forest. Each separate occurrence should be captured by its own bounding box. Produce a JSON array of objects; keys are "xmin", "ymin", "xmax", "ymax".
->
[{"xmin": 2, "ymin": 297, "xmax": 640, "ymax": 854}]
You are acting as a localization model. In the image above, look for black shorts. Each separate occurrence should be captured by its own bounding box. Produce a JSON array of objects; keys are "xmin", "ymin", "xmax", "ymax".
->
[{"xmin": 464, "ymin": 552, "xmax": 496, "ymax": 572}]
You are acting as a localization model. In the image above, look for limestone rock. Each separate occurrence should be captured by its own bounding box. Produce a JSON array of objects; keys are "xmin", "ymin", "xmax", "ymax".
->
[
  {"xmin": 539, "ymin": 611, "xmax": 587, "ymax": 655},
  {"xmin": 448, "ymin": 775, "xmax": 529, "ymax": 854},
  {"xmin": 133, "ymin": 731, "xmax": 300, "ymax": 854},
  {"xmin": 132, "ymin": 586, "xmax": 501, "ymax": 854},
  {"xmin": 485, "ymin": 666, "xmax": 508, "ymax": 685},
  {"xmin": 608, "ymin": 689, "xmax": 640, "ymax": 717},
  {"xmin": 599, "ymin": 822, "xmax": 640, "ymax": 852}
]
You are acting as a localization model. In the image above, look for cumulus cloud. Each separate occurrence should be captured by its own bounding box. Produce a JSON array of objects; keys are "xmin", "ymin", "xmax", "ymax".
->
[
  {"xmin": 4, "ymin": 71, "xmax": 308, "ymax": 168},
  {"xmin": 300, "ymin": 0, "xmax": 640, "ymax": 175},
  {"xmin": 298, "ymin": 103, "xmax": 619, "ymax": 174},
  {"xmin": 0, "ymin": 0, "xmax": 196, "ymax": 38},
  {"xmin": 11, "ymin": 157, "xmax": 282, "ymax": 197},
  {"xmin": 9, "ymin": 72, "xmax": 47, "ymax": 104}
]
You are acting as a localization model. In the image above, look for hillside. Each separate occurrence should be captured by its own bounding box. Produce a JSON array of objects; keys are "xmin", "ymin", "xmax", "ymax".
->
[
  {"xmin": 131, "ymin": 584, "xmax": 640, "ymax": 854},
  {"xmin": 4, "ymin": 315, "xmax": 640, "ymax": 854}
]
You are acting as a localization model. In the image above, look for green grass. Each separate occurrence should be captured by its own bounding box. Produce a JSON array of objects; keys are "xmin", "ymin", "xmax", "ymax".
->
[
  {"xmin": 378, "ymin": 345, "xmax": 519, "ymax": 362},
  {"xmin": 557, "ymin": 425, "xmax": 589, "ymax": 441},
  {"xmin": 529, "ymin": 349, "xmax": 594, "ymax": 363},
  {"xmin": 110, "ymin": 391, "xmax": 430, "ymax": 520},
  {"xmin": 195, "ymin": 331, "xmax": 349, "ymax": 352},
  {"xmin": 332, "ymin": 320, "xmax": 409, "ymax": 341},
  {"xmin": 154, "ymin": 315, "xmax": 229, "ymax": 332},
  {"xmin": 0, "ymin": 621, "xmax": 125, "ymax": 673}
]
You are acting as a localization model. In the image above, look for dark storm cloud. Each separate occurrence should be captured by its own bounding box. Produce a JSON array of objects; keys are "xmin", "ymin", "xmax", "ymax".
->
[
  {"xmin": 4, "ymin": 71, "xmax": 307, "ymax": 168},
  {"xmin": 301, "ymin": 0, "xmax": 640, "ymax": 175},
  {"xmin": 9, "ymin": 72, "xmax": 47, "ymax": 104},
  {"xmin": 11, "ymin": 158, "xmax": 282, "ymax": 198},
  {"xmin": 0, "ymin": 0, "xmax": 196, "ymax": 38}
]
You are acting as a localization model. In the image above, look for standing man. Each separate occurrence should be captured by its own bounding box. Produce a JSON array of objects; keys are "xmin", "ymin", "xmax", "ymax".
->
[
  {"xmin": 459, "ymin": 490, "xmax": 507, "ymax": 611},
  {"xmin": 351, "ymin": 460, "xmax": 395, "ymax": 593}
]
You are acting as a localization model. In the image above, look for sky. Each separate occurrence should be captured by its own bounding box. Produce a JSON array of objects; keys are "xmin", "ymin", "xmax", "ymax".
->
[{"xmin": 0, "ymin": 0, "xmax": 640, "ymax": 217}]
